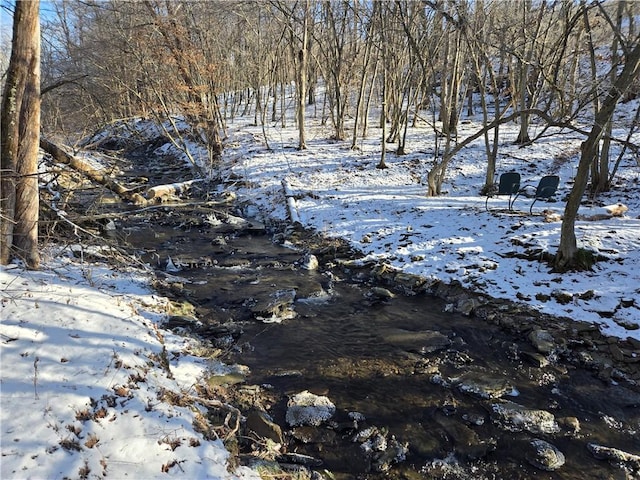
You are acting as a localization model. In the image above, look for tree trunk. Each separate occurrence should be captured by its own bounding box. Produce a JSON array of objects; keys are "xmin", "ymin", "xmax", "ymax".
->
[
  {"xmin": 1, "ymin": 0, "xmax": 41, "ymax": 269},
  {"xmin": 351, "ymin": 13, "xmax": 375, "ymax": 150},
  {"xmin": 555, "ymin": 39, "xmax": 640, "ymax": 271},
  {"xmin": 376, "ymin": 1, "xmax": 387, "ymax": 170},
  {"xmin": 378, "ymin": 74, "xmax": 388, "ymax": 169},
  {"xmin": 296, "ymin": 0, "xmax": 309, "ymax": 150},
  {"xmin": 591, "ymin": 1, "xmax": 625, "ymax": 195},
  {"xmin": 514, "ymin": 0, "xmax": 545, "ymax": 145}
]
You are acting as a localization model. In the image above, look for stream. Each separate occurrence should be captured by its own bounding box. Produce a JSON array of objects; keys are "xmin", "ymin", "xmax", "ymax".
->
[{"xmin": 80, "ymin": 149, "xmax": 639, "ymax": 479}]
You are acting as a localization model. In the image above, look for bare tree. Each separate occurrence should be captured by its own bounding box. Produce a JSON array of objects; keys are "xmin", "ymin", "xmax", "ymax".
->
[
  {"xmin": 374, "ymin": 0, "xmax": 387, "ymax": 169},
  {"xmin": 590, "ymin": 0, "xmax": 627, "ymax": 194},
  {"xmin": 314, "ymin": 1, "xmax": 361, "ymax": 141},
  {"xmin": 462, "ymin": 0, "xmax": 505, "ymax": 193},
  {"xmin": 350, "ymin": 1, "xmax": 377, "ymax": 150},
  {"xmin": 270, "ymin": 0, "xmax": 310, "ymax": 150},
  {"xmin": 1, "ymin": 0, "xmax": 41, "ymax": 269},
  {"xmin": 425, "ymin": 1, "xmax": 470, "ymax": 195},
  {"xmin": 295, "ymin": 0, "xmax": 310, "ymax": 150},
  {"xmin": 555, "ymin": 36, "xmax": 640, "ymax": 271}
]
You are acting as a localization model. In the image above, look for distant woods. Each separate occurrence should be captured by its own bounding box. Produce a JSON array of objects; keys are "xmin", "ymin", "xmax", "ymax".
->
[{"xmin": 37, "ymin": 1, "xmax": 639, "ymax": 171}]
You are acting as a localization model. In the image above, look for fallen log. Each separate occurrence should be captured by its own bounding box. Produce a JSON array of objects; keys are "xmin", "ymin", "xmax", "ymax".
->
[
  {"xmin": 40, "ymin": 138, "xmax": 146, "ymax": 205},
  {"xmin": 282, "ymin": 179, "xmax": 301, "ymax": 225},
  {"xmin": 603, "ymin": 202, "xmax": 628, "ymax": 217},
  {"xmin": 145, "ymin": 179, "xmax": 203, "ymax": 201}
]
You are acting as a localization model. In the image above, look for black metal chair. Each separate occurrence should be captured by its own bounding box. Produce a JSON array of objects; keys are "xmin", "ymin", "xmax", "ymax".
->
[
  {"xmin": 513, "ymin": 175, "xmax": 560, "ymax": 213},
  {"xmin": 485, "ymin": 172, "xmax": 521, "ymax": 211}
]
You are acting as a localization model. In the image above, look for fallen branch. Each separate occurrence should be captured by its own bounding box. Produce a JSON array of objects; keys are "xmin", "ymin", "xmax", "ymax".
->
[
  {"xmin": 70, "ymin": 196, "xmax": 237, "ymax": 223},
  {"xmin": 40, "ymin": 138, "xmax": 146, "ymax": 205},
  {"xmin": 282, "ymin": 179, "xmax": 301, "ymax": 225},
  {"xmin": 184, "ymin": 394, "xmax": 242, "ymax": 441},
  {"xmin": 41, "ymin": 200, "xmax": 99, "ymax": 238}
]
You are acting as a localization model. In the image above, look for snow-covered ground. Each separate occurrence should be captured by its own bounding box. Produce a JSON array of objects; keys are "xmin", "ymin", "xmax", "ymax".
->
[{"xmin": 1, "ymin": 251, "xmax": 260, "ymax": 479}]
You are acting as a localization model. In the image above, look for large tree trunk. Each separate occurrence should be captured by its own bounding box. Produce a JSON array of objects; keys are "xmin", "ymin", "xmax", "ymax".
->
[
  {"xmin": 1, "ymin": 0, "xmax": 41, "ymax": 269},
  {"xmin": 555, "ymin": 39, "xmax": 640, "ymax": 271}
]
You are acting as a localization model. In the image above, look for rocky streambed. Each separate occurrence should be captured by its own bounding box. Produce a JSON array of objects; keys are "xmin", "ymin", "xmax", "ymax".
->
[
  {"xmin": 53, "ymin": 144, "xmax": 640, "ymax": 479},
  {"xmin": 122, "ymin": 195, "xmax": 639, "ymax": 479}
]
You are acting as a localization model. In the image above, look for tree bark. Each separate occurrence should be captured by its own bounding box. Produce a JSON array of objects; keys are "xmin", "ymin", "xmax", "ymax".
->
[
  {"xmin": 1, "ymin": 0, "xmax": 41, "ymax": 268},
  {"xmin": 296, "ymin": 0, "xmax": 309, "ymax": 150},
  {"xmin": 592, "ymin": 0, "xmax": 626, "ymax": 195},
  {"xmin": 376, "ymin": 1, "xmax": 387, "ymax": 169}
]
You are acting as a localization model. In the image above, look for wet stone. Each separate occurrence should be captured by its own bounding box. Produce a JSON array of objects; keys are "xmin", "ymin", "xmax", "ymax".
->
[
  {"xmin": 587, "ymin": 443, "xmax": 640, "ymax": 470},
  {"xmin": 528, "ymin": 329, "xmax": 556, "ymax": 354},
  {"xmin": 286, "ymin": 391, "xmax": 336, "ymax": 427},
  {"xmin": 251, "ymin": 289, "xmax": 297, "ymax": 322},
  {"xmin": 610, "ymin": 343, "xmax": 625, "ymax": 362},
  {"xmin": 291, "ymin": 426, "xmax": 337, "ymax": 444},
  {"xmin": 526, "ymin": 438, "xmax": 565, "ymax": 471},
  {"xmin": 381, "ymin": 328, "xmax": 451, "ymax": 354},
  {"xmin": 456, "ymin": 297, "xmax": 483, "ymax": 316},
  {"xmin": 490, "ymin": 401, "xmax": 560, "ymax": 434},
  {"xmin": 392, "ymin": 272, "xmax": 428, "ymax": 293},
  {"xmin": 456, "ymin": 372, "xmax": 515, "ymax": 399},
  {"xmin": 400, "ymin": 423, "xmax": 449, "ymax": 460},
  {"xmin": 371, "ymin": 436, "xmax": 409, "ymax": 473},
  {"xmin": 246, "ymin": 409, "xmax": 284, "ymax": 445},
  {"xmin": 368, "ymin": 286, "xmax": 396, "ymax": 300},
  {"xmin": 521, "ymin": 351, "xmax": 550, "ymax": 368},
  {"xmin": 558, "ymin": 416, "xmax": 581, "ymax": 436},
  {"xmin": 435, "ymin": 413, "xmax": 495, "ymax": 460},
  {"xmin": 206, "ymin": 363, "xmax": 248, "ymax": 387},
  {"xmin": 299, "ymin": 253, "xmax": 319, "ymax": 271}
]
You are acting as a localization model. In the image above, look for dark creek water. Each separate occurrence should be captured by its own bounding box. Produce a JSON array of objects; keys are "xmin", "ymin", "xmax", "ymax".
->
[{"xmin": 117, "ymin": 201, "xmax": 640, "ymax": 480}]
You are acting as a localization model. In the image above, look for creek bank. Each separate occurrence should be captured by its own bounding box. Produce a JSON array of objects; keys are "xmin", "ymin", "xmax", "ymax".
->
[
  {"xmin": 361, "ymin": 259, "xmax": 640, "ymax": 388},
  {"xmin": 282, "ymin": 224, "xmax": 640, "ymax": 391}
]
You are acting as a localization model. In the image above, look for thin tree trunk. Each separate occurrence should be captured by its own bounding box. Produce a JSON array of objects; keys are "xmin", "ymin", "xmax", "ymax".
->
[
  {"xmin": 555, "ymin": 39, "xmax": 640, "ymax": 271},
  {"xmin": 362, "ymin": 59, "xmax": 379, "ymax": 139},
  {"xmin": 376, "ymin": 1, "xmax": 387, "ymax": 170},
  {"xmin": 351, "ymin": 11, "xmax": 375, "ymax": 150},
  {"xmin": 592, "ymin": 1, "xmax": 625, "ymax": 195},
  {"xmin": 296, "ymin": 0, "xmax": 309, "ymax": 150},
  {"xmin": 378, "ymin": 69, "xmax": 388, "ymax": 170}
]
